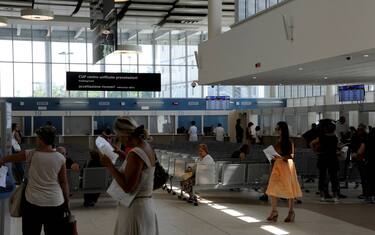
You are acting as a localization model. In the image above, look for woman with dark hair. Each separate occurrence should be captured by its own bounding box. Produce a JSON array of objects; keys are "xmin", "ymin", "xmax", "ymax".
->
[
  {"xmin": 0, "ymin": 126, "xmax": 69, "ymax": 235},
  {"xmin": 266, "ymin": 121, "xmax": 302, "ymax": 223},
  {"xmin": 100, "ymin": 117, "xmax": 158, "ymax": 235}
]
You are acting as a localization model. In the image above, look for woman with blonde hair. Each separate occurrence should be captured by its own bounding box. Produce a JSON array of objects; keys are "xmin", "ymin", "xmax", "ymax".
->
[
  {"xmin": 100, "ymin": 117, "xmax": 159, "ymax": 235},
  {"xmin": 266, "ymin": 121, "xmax": 302, "ymax": 223}
]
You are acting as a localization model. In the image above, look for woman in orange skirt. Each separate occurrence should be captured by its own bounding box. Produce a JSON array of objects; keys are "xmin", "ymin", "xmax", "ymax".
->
[{"xmin": 266, "ymin": 121, "xmax": 302, "ymax": 223}]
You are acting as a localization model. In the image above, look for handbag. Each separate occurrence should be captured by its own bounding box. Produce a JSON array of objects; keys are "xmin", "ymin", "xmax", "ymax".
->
[
  {"xmin": 9, "ymin": 150, "xmax": 34, "ymax": 217},
  {"xmin": 62, "ymin": 210, "xmax": 78, "ymax": 235},
  {"xmin": 153, "ymin": 158, "xmax": 169, "ymax": 190},
  {"xmin": 9, "ymin": 182, "xmax": 26, "ymax": 217}
]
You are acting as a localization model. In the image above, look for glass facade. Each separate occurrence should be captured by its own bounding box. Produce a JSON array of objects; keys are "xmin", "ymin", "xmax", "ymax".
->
[
  {"xmin": 237, "ymin": 0, "xmax": 285, "ymax": 22},
  {"xmin": 0, "ymin": 25, "xmax": 266, "ymax": 99}
]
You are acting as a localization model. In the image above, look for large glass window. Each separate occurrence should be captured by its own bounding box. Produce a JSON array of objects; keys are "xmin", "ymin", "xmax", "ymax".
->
[
  {"xmin": 14, "ymin": 63, "xmax": 32, "ymax": 97},
  {"xmin": 0, "ymin": 40, "xmax": 12, "ymax": 62},
  {"xmin": 13, "ymin": 25, "xmax": 32, "ymax": 62},
  {"xmin": 0, "ymin": 62, "xmax": 13, "ymax": 97},
  {"xmin": 33, "ymin": 63, "xmax": 48, "ymax": 97},
  {"xmin": 155, "ymin": 31, "xmax": 170, "ymax": 65},
  {"xmin": 0, "ymin": 26, "xmax": 269, "ymax": 99}
]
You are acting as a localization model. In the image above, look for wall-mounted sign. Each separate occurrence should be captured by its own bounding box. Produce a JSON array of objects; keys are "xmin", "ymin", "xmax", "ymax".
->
[{"xmin": 66, "ymin": 72, "xmax": 161, "ymax": 92}]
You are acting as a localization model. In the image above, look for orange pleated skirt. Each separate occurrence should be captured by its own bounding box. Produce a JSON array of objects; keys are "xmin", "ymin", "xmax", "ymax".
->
[{"xmin": 266, "ymin": 159, "xmax": 302, "ymax": 199}]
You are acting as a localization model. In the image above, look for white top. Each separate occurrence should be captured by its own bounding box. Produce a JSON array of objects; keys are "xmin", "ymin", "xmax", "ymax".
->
[
  {"xmin": 25, "ymin": 150, "xmax": 66, "ymax": 207},
  {"xmin": 214, "ymin": 127, "xmax": 225, "ymax": 142},
  {"xmin": 197, "ymin": 154, "xmax": 215, "ymax": 164},
  {"xmin": 255, "ymin": 130, "xmax": 262, "ymax": 144},
  {"xmin": 188, "ymin": 125, "xmax": 198, "ymax": 142}
]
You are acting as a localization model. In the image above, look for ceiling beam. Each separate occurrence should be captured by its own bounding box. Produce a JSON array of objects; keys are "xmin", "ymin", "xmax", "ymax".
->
[
  {"xmin": 157, "ymin": 0, "xmax": 180, "ymax": 27},
  {"xmin": 117, "ymin": 0, "xmax": 133, "ymax": 21}
]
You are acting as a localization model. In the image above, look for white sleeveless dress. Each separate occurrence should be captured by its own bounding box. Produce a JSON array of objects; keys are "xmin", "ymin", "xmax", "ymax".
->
[{"xmin": 114, "ymin": 147, "xmax": 159, "ymax": 235}]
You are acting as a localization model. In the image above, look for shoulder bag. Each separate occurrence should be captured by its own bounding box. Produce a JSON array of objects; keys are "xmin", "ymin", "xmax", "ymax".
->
[{"xmin": 9, "ymin": 150, "xmax": 34, "ymax": 217}]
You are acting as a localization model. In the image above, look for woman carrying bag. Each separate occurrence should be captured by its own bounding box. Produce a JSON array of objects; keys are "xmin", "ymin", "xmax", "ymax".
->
[{"xmin": 0, "ymin": 126, "xmax": 70, "ymax": 235}]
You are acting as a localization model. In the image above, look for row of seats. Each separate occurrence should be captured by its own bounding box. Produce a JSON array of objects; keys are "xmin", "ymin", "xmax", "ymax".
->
[
  {"xmin": 67, "ymin": 167, "xmax": 112, "ymax": 194},
  {"xmin": 155, "ymin": 149, "xmax": 271, "ymax": 205}
]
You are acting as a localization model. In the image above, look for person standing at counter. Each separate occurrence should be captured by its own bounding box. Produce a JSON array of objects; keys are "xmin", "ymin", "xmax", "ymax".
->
[
  {"xmin": 188, "ymin": 121, "xmax": 198, "ymax": 142},
  {"xmin": 213, "ymin": 123, "xmax": 225, "ymax": 142}
]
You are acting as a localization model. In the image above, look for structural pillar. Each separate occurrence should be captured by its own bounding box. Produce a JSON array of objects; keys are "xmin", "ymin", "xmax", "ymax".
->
[{"xmin": 208, "ymin": 0, "xmax": 222, "ymax": 39}]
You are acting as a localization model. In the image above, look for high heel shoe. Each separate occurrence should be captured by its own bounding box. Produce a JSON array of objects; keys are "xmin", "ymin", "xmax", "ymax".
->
[
  {"xmin": 267, "ymin": 210, "xmax": 278, "ymax": 222},
  {"xmin": 284, "ymin": 211, "xmax": 295, "ymax": 223}
]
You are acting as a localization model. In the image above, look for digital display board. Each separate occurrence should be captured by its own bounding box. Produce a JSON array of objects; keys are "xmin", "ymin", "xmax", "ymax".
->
[
  {"xmin": 66, "ymin": 72, "xmax": 161, "ymax": 91},
  {"xmin": 338, "ymin": 85, "xmax": 365, "ymax": 102},
  {"xmin": 205, "ymin": 96, "xmax": 230, "ymax": 110}
]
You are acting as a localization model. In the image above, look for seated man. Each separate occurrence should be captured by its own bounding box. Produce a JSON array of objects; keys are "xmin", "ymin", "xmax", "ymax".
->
[{"xmin": 231, "ymin": 144, "xmax": 250, "ymax": 161}]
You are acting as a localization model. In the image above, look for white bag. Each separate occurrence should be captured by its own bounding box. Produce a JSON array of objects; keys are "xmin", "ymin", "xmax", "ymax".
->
[
  {"xmin": 9, "ymin": 183, "xmax": 25, "ymax": 217},
  {"xmin": 11, "ymin": 138, "xmax": 21, "ymax": 152}
]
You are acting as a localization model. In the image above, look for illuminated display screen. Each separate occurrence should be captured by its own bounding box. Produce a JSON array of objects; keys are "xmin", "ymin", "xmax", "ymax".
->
[
  {"xmin": 338, "ymin": 85, "xmax": 365, "ymax": 102},
  {"xmin": 205, "ymin": 96, "xmax": 230, "ymax": 110}
]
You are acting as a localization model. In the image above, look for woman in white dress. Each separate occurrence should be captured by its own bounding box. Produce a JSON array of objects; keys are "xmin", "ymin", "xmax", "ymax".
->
[{"xmin": 100, "ymin": 117, "xmax": 159, "ymax": 235}]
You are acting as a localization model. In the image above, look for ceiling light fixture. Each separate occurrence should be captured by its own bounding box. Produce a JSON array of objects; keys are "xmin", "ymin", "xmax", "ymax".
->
[
  {"xmin": 252, "ymin": 76, "xmax": 257, "ymax": 79},
  {"xmin": 298, "ymin": 67, "xmax": 303, "ymax": 71},
  {"xmin": 363, "ymin": 54, "xmax": 369, "ymax": 58},
  {"xmin": 114, "ymin": 44, "xmax": 142, "ymax": 54},
  {"xmin": 324, "ymin": 76, "xmax": 328, "ymax": 80},
  {"xmin": 21, "ymin": 8, "xmax": 54, "ymax": 21},
  {"xmin": 0, "ymin": 16, "xmax": 8, "ymax": 27}
]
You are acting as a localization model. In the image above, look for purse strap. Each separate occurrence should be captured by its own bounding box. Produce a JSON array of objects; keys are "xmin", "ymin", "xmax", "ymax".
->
[{"xmin": 24, "ymin": 150, "xmax": 35, "ymax": 181}]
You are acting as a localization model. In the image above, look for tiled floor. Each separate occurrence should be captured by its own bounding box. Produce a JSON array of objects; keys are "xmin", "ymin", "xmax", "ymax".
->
[{"xmin": 10, "ymin": 185, "xmax": 375, "ymax": 235}]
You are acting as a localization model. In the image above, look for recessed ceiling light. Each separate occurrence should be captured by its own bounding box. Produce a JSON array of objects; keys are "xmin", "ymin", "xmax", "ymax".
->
[
  {"xmin": 252, "ymin": 76, "xmax": 257, "ymax": 79},
  {"xmin": 0, "ymin": 16, "xmax": 8, "ymax": 27},
  {"xmin": 298, "ymin": 67, "xmax": 303, "ymax": 71},
  {"xmin": 324, "ymin": 76, "xmax": 328, "ymax": 80},
  {"xmin": 113, "ymin": 44, "xmax": 143, "ymax": 54},
  {"xmin": 363, "ymin": 54, "xmax": 370, "ymax": 58},
  {"xmin": 21, "ymin": 8, "xmax": 54, "ymax": 21}
]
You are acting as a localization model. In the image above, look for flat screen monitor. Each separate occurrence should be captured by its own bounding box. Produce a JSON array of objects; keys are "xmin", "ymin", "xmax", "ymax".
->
[
  {"xmin": 205, "ymin": 96, "xmax": 230, "ymax": 110},
  {"xmin": 338, "ymin": 85, "xmax": 365, "ymax": 102}
]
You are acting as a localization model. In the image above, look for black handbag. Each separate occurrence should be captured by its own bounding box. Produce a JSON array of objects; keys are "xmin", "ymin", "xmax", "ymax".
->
[
  {"xmin": 62, "ymin": 210, "xmax": 78, "ymax": 235},
  {"xmin": 153, "ymin": 157, "xmax": 168, "ymax": 190}
]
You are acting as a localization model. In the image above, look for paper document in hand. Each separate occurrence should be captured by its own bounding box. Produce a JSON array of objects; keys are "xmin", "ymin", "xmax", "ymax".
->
[
  {"xmin": 0, "ymin": 166, "xmax": 8, "ymax": 188},
  {"xmin": 107, "ymin": 180, "xmax": 136, "ymax": 208},
  {"xmin": 263, "ymin": 145, "xmax": 281, "ymax": 162},
  {"xmin": 95, "ymin": 136, "xmax": 119, "ymax": 164}
]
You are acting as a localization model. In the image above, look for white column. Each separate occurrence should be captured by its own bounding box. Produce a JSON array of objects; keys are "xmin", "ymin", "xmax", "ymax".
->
[
  {"xmin": 325, "ymin": 85, "xmax": 336, "ymax": 105},
  {"xmin": 208, "ymin": 0, "xmax": 222, "ymax": 39}
]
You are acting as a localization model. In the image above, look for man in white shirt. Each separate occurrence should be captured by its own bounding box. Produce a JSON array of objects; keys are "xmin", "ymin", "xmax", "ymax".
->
[
  {"xmin": 188, "ymin": 121, "xmax": 198, "ymax": 142},
  {"xmin": 213, "ymin": 123, "xmax": 225, "ymax": 142}
]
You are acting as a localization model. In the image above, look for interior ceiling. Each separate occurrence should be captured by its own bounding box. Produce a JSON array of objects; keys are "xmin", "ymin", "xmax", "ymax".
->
[
  {"xmin": 0, "ymin": 0, "xmax": 235, "ymax": 30},
  {"xmin": 217, "ymin": 49, "xmax": 375, "ymax": 86}
]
